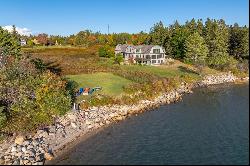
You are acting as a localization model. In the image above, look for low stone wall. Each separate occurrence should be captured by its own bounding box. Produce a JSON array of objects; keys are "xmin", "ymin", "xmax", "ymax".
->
[{"xmin": 0, "ymin": 72, "xmax": 248, "ymax": 165}]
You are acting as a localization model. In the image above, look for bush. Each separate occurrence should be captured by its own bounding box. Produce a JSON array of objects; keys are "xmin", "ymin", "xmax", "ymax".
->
[
  {"xmin": 88, "ymin": 94, "xmax": 115, "ymax": 107},
  {"xmin": 207, "ymin": 53, "xmax": 231, "ymax": 70},
  {"xmin": 0, "ymin": 57, "xmax": 72, "ymax": 134},
  {"xmin": 98, "ymin": 45, "xmax": 114, "ymax": 58},
  {"xmin": 112, "ymin": 53, "xmax": 124, "ymax": 65}
]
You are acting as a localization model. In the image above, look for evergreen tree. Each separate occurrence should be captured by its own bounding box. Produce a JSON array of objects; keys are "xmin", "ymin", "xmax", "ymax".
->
[
  {"xmin": 197, "ymin": 19, "xmax": 204, "ymax": 36},
  {"xmin": 204, "ymin": 18, "xmax": 230, "ymax": 68},
  {"xmin": 149, "ymin": 21, "xmax": 167, "ymax": 45},
  {"xmin": 184, "ymin": 32, "xmax": 208, "ymax": 63},
  {"xmin": 170, "ymin": 24, "xmax": 189, "ymax": 59},
  {"xmin": 0, "ymin": 26, "xmax": 21, "ymax": 59},
  {"xmin": 185, "ymin": 18, "xmax": 197, "ymax": 34},
  {"xmin": 148, "ymin": 21, "xmax": 172, "ymax": 56},
  {"xmin": 229, "ymin": 24, "xmax": 249, "ymax": 59},
  {"xmin": 12, "ymin": 25, "xmax": 19, "ymax": 38}
]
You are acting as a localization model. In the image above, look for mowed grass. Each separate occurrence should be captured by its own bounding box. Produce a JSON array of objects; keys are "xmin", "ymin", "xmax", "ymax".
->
[
  {"xmin": 120, "ymin": 59, "xmax": 220, "ymax": 80},
  {"xmin": 67, "ymin": 72, "xmax": 133, "ymax": 96},
  {"xmin": 121, "ymin": 61, "xmax": 200, "ymax": 79}
]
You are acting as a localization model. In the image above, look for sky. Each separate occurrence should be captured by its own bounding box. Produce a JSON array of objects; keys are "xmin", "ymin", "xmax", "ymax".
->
[{"xmin": 0, "ymin": 0, "xmax": 249, "ymax": 36}]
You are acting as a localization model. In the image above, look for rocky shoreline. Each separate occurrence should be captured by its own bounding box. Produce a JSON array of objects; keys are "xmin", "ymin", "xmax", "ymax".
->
[{"xmin": 0, "ymin": 72, "xmax": 248, "ymax": 165}]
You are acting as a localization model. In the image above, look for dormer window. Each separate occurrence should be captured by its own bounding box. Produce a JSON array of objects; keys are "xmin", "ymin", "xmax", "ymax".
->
[{"xmin": 153, "ymin": 49, "xmax": 160, "ymax": 53}]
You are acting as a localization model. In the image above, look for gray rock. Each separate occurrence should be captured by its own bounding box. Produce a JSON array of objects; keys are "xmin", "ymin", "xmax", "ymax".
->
[
  {"xmin": 15, "ymin": 152, "xmax": 22, "ymax": 157},
  {"xmin": 49, "ymin": 133, "xmax": 55, "ymax": 136},
  {"xmin": 21, "ymin": 147, "xmax": 27, "ymax": 153},
  {"xmin": 12, "ymin": 159, "xmax": 20, "ymax": 165},
  {"xmin": 22, "ymin": 159, "xmax": 30, "ymax": 165},
  {"xmin": 34, "ymin": 161, "xmax": 44, "ymax": 165},
  {"xmin": 11, "ymin": 146, "xmax": 17, "ymax": 152},
  {"xmin": 26, "ymin": 145, "xmax": 34, "ymax": 150},
  {"xmin": 23, "ymin": 140, "xmax": 30, "ymax": 146},
  {"xmin": 71, "ymin": 122, "xmax": 77, "ymax": 129},
  {"xmin": 35, "ymin": 154, "xmax": 44, "ymax": 162}
]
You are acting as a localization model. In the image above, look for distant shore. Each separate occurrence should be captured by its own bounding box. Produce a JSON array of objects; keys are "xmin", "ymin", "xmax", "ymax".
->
[{"xmin": 0, "ymin": 72, "xmax": 249, "ymax": 165}]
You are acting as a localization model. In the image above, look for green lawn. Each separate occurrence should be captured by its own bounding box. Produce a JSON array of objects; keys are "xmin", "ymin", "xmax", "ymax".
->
[
  {"xmin": 120, "ymin": 64, "xmax": 201, "ymax": 79},
  {"xmin": 67, "ymin": 72, "xmax": 133, "ymax": 97}
]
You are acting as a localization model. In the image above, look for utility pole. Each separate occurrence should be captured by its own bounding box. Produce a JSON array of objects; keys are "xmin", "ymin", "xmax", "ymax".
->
[{"xmin": 108, "ymin": 24, "xmax": 109, "ymax": 34}]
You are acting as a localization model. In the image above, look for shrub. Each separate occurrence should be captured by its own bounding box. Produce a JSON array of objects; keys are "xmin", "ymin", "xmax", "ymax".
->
[
  {"xmin": 98, "ymin": 45, "xmax": 114, "ymax": 58},
  {"xmin": 112, "ymin": 53, "xmax": 124, "ymax": 65},
  {"xmin": 0, "ymin": 57, "xmax": 72, "ymax": 134},
  {"xmin": 88, "ymin": 94, "xmax": 115, "ymax": 107}
]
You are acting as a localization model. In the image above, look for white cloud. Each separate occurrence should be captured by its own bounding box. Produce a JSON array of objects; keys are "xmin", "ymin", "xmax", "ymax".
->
[{"xmin": 2, "ymin": 25, "xmax": 32, "ymax": 36}]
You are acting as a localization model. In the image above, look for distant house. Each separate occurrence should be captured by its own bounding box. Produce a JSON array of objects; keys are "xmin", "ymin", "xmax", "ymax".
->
[
  {"xmin": 115, "ymin": 44, "xmax": 167, "ymax": 65},
  {"xmin": 20, "ymin": 39, "xmax": 27, "ymax": 46},
  {"xmin": 32, "ymin": 39, "xmax": 40, "ymax": 45}
]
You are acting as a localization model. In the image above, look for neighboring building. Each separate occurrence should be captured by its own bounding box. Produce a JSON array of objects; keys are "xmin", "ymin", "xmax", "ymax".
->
[
  {"xmin": 20, "ymin": 39, "xmax": 27, "ymax": 46},
  {"xmin": 115, "ymin": 44, "xmax": 167, "ymax": 65},
  {"xmin": 32, "ymin": 38, "xmax": 40, "ymax": 45}
]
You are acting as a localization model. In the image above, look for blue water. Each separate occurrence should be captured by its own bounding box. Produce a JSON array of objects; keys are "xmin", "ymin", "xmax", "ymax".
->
[{"xmin": 52, "ymin": 83, "xmax": 249, "ymax": 165}]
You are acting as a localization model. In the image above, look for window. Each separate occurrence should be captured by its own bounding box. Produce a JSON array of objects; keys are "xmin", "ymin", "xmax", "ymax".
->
[
  {"xmin": 152, "ymin": 60, "xmax": 156, "ymax": 64},
  {"xmin": 136, "ymin": 49, "xmax": 140, "ymax": 53},
  {"xmin": 161, "ymin": 60, "xmax": 163, "ymax": 64},
  {"xmin": 146, "ymin": 55, "xmax": 150, "ymax": 59},
  {"xmin": 157, "ymin": 55, "xmax": 162, "ymax": 59},
  {"xmin": 153, "ymin": 49, "xmax": 160, "ymax": 53},
  {"xmin": 152, "ymin": 55, "xmax": 156, "ymax": 59},
  {"xmin": 158, "ymin": 60, "xmax": 161, "ymax": 63}
]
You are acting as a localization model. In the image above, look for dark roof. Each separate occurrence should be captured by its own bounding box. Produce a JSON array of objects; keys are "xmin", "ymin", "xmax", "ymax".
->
[
  {"xmin": 116, "ymin": 44, "xmax": 161, "ymax": 54},
  {"xmin": 140, "ymin": 45, "xmax": 155, "ymax": 54}
]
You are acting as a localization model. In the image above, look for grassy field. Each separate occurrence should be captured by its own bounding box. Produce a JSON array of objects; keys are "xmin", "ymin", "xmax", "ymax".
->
[
  {"xmin": 121, "ymin": 60, "xmax": 219, "ymax": 79},
  {"xmin": 22, "ymin": 46, "xmax": 221, "ymax": 98},
  {"xmin": 22, "ymin": 45, "xmax": 110, "ymax": 75},
  {"xmin": 67, "ymin": 72, "xmax": 133, "ymax": 97}
]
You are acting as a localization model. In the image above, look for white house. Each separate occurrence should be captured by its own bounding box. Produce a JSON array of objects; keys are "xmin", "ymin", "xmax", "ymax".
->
[
  {"xmin": 115, "ymin": 44, "xmax": 167, "ymax": 65},
  {"xmin": 20, "ymin": 39, "xmax": 27, "ymax": 46}
]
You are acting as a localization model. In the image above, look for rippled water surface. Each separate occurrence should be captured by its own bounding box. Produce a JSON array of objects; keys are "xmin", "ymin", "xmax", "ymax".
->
[{"xmin": 53, "ymin": 83, "xmax": 249, "ymax": 165}]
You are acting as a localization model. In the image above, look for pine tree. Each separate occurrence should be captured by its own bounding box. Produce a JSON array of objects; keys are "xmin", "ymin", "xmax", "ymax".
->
[
  {"xmin": 185, "ymin": 18, "xmax": 197, "ymax": 34},
  {"xmin": 170, "ymin": 24, "xmax": 189, "ymax": 59},
  {"xmin": 184, "ymin": 32, "xmax": 208, "ymax": 63},
  {"xmin": 229, "ymin": 24, "xmax": 249, "ymax": 59},
  {"xmin": 197, "ymin": 19, "xmax": 204, "ymax": 36},
  {"xmin": 0, "ymin": 26, "xmax": 21, "ymax": 59},
  {"xmin": 204, "ymin": 18, "xmax": 230, "ymax": 68},
  {"xmin": 149, "ymin": 21, "xmax": 172, "ymax": 56}
]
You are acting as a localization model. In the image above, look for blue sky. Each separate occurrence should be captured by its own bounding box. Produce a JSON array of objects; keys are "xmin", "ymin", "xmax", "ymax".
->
[{"xmin": 0, "ymin": 0, "xmax": 249, "ymax": 36}]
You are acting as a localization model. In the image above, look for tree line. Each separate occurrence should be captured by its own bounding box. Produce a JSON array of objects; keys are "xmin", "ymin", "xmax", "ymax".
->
[
  {"xmin": 22, "ymin": 18, "xmax": 248, "ymax": 60},
  {"xmin": 5, "ymin": 18, "xmax": 249, "ymax": 70}
]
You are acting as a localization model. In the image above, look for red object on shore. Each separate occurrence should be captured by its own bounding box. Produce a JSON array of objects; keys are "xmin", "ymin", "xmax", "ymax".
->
[{"xmin": 84, "ymin": 88, "xmax": 90, "ymax": 93}]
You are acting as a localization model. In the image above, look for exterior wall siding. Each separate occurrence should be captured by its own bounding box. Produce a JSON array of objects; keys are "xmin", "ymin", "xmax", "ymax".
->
[{"xmin": 115, "ymin": 44, "xmax": 166, "ymax": 65}]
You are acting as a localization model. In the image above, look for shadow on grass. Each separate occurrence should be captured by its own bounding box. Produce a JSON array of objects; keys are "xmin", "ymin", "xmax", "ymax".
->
[
  {"xmin": 31, "ymin": 58, "xmax": 62, "ymax": 75},
  {"xmin": 178, "ymin": 66, "xmax": 199, "ymax": 75},
  {"xmin": 45, "ymin": 61, "xmax": 62, "ymax": 75}
]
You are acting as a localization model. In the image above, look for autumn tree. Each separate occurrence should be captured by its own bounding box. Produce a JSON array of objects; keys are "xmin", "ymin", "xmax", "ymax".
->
[
  {"xmin": 98, "ymin": 45, "xmax": 114, "ymax": 58},
  {"xmin": 75, "ymin": 30, "xmax": 92, "ymax": 46},
  {"xmin": 36, "ymin": 33, "xmax": 49, "ymax": 46}
]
